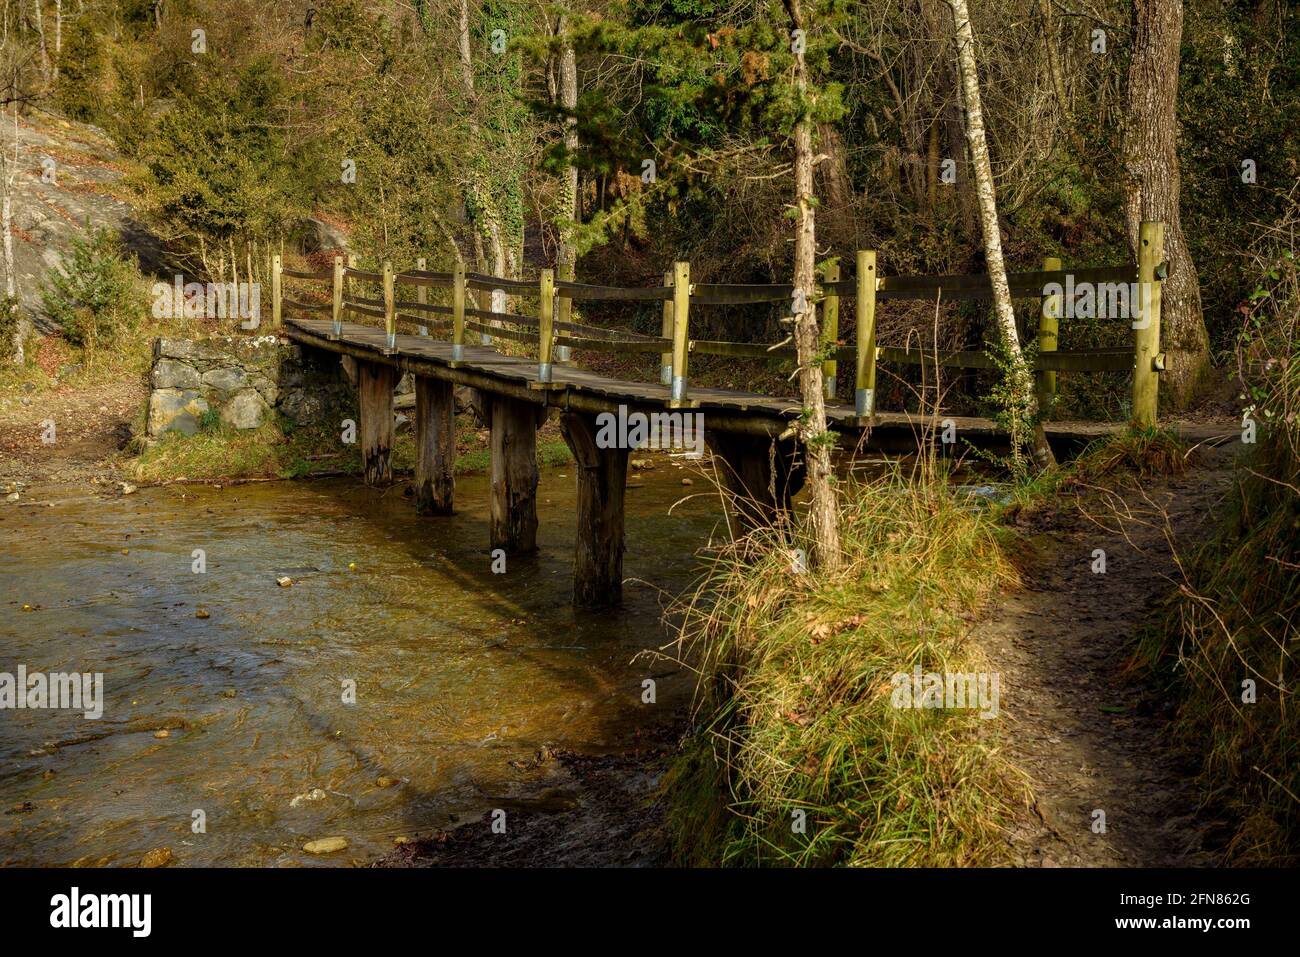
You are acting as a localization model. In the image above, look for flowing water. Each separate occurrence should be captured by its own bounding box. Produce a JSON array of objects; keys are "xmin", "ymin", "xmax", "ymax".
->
[{"xmin": 0, "ymin": 463, "xmax": 722, "ymax": 866}]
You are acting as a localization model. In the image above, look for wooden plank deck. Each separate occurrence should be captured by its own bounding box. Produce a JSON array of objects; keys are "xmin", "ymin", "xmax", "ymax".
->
[{"xmin": 283, "ymin": 317, "xmax": 1233, "ymax": 450}]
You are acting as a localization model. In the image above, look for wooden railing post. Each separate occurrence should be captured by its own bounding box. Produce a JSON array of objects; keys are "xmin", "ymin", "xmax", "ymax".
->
[
  {"xmin": 482, "ymin": 288, "xmax": 498, "ymax": 347},
  {"xmin": 855, "ymin": 250, "xmax": 878, "ymax": 418},
  {"xmin": 660, "ymin": 269, "xmax": 674, "ymax": 385},
  {"xmin": 270, "ymin": 253, "xmax": 282, "ymax": 330},
  {"xmin": 1133, "ymin": 221, "xmax": 1164, "ymax": 428},
  {"xmin": 537, "ymin": 268, "xmax": 555, "ymax": 383},
  {"xmin": 415, "ymin": 256, "xmax": 428, "ymax": 336},
  {"xmin": 382, "ymin": 260, "xmax": 396, "ymax": 354},
  {"xmin": 1037, "ymin": 255, "xmax": 1062, "ymax": 417},
  {"xmin": 556, "ymin": 261, "xmax": 574, "ymax": 364},
  {"xmin": 670, "ymin": 261, "xmax": 691, "ymax": 407},
  {"xmin": 345, "ymin": 254, "xmax": 358, "ymax": 332},
  {"xmin": 821, "ymin": 261, "xmax": 839, "ymax": 401},
  {"xmin": 452, "ymin": 261, "xmax": 466, "ymax": 361},
  {"xmin": 331, "ymin": 255, "xmax": 343, "ymax": 339}
]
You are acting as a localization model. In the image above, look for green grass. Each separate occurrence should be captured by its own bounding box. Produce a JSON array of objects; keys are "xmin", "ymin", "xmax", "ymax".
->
[
  {"xmin": 662, "ymin": 466, "xmax": 1025, "ymax": 866},
  {"xmin": 1128, "ymin": 247, "xmax": 1299, "ymax": 865},
  {"xmin": 996, "ymin": 425, "xmax": 1192, "ymax": 523}
]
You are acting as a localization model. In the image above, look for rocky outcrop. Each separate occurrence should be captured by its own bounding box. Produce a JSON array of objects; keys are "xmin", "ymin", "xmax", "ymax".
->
[
  {"xmin": 13, "ymin": 112, "xmax": 164, "ymax": 335},
  {"xmin": 145, "ymin": 336, "xmax": 353, "ymax": 439}
]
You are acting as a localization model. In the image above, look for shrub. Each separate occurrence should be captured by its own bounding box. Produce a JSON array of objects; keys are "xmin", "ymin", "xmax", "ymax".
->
[{"xmin": 41, "ymin": 227, "xmax": 148, "ymax": 358}]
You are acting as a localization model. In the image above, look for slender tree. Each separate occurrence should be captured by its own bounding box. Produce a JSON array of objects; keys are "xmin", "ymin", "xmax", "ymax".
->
[
  {"xmin": 947, "ymin": 0, "xmax": 1055, "ymax": 470},
  {"xmin": 785, "ymin": 0, "xmax": 841, "ymax": 569}
]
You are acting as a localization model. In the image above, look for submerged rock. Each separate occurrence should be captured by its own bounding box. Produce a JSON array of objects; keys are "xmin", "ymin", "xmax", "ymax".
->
[
  {"xmin": 303, "ymin": 836, "xmax": 348, "ymax": 854},
  {"xmin": 140, "ymin": 847, "xmax": 173, "ymax": 868},
  {"xmin": 290, "ymin": 788, "xmax": 327, "ymax": 807}
]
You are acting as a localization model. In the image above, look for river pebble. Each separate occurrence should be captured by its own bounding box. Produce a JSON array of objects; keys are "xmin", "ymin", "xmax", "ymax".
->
[{"xmin": 303, "ymin": 837, "xmax": 348, "ymax": 854}]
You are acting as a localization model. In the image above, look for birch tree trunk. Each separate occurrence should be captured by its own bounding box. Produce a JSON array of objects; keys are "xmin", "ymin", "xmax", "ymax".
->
[
  {"xmin": 1123, "ymin": 0, "xmax": 1210, "ymax": 408},
  {"xmin": 785, "ymin": 0, "xmax": 841, "ymax": 571},
  {"xmin": 947, "ymin": 0, "xmax": 1055, "ymax": 470}
]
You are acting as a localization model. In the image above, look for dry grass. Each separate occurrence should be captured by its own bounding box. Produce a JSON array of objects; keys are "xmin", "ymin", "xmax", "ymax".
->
[{"xmin": 660, "ymin": 462, "xmax": 1025, "ymax": 866}]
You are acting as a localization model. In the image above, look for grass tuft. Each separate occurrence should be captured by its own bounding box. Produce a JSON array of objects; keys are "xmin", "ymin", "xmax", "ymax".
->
[{"xmin": 662, "ymin": 466, "xmax": 1025, "ymax": 866}]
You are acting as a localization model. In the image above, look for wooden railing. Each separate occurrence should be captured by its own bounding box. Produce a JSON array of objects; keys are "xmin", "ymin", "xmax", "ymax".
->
[{"xmin": 272, "ymin": 221, "xmax": 1167, "ymax": 426}]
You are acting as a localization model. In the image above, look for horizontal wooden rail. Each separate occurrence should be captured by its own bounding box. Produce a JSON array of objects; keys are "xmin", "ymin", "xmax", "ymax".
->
[
  {"xmin": 692, "ymin": 339, "xmax": 794, "ymax": 358},
  {"xmin": 283, "ymin": 298, "xmax": 330, "ymax": 314},
  {"xmin": 344, "ymin": 267, "xmax": 383, "ymax": 282},
  {"xmin": 398, "ymin": 270, "xmax": 454, "ymax": 287},
  {"xmin": 556, "ymin": 319, "xmax": 666, "ymax": 343},
  {"xmin": 465, "ymin": 273, "xmax": 539, "ymax": 293},
  {"xmin": 465, "ymin": 306, "xmax": 540, "ymax": 329},
  {"xmin": 281, "ymin": 268, "xmax": 332, "ymax": 281},
  {"xmin": 343, "ymin": 299, "xmax": 386, "ymax": 320},
  {"xmin": 692, "ymin": 283, "xmax": 792, "ymax": 305},
  {"xmin": 555, "ymin": 335, "xmax": 667, "ymax": 355},
  {"xmin": 829, "ymin": 344, "xmax": 1136, "ymax": 374},
  {"xmin": 394, "ymin": 299, "xmax": 452, "ymax": 314},
  {"xmin": 396, "ymin": 312, "xmax": 453, "ymax": 328},
  {"xmin": 555, "ymin": 280, "xmax": 672, "ymax": 302}
]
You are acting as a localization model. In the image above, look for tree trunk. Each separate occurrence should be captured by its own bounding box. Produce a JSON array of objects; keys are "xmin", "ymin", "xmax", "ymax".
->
[
  {"xmin": 1123, "ymin": 0, "xmax": 1210, "ymax": 408},
  {"xmin": 4, "ymin": 80, "xmax": 23, "ymax": 365},
  {"xmin": 948, "ymin": 0, "xmax": 1055, "ymax": 470},
  {"xmin": 456, "ymin": 0, "xmax": 513, "ymax": 279},
  {"xmin": 555, "ymin": 16, "xmax": 579, "ymax": 284},
  {"xmin": 784, "ymin": 0, "xmax": 841, "ymax": 571},
  {"xmin": 32, "ymin": 0, "xmax": 48, "ymax": 83}
]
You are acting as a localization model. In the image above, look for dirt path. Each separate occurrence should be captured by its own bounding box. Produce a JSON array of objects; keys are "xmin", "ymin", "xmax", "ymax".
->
[
  {"xmin": 0, "ymin": 378, "xmax": 143, "ymax": 487},
  {"xmin": 986, "ymin": 442, "xmax": 1236, "ymax": 866}
]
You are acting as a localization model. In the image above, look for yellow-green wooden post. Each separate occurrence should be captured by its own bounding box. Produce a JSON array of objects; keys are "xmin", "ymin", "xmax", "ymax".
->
[
  {"xmin": 345, "ymin": 253, "xmax": 358, "ymax": 331},
  {"xmin": 659, "ymin": 269, "xmax": 674, "ymax": 385},
  {"xmin": 382, "ymin": 260, "xmax": 396, "ymax": 353},
  {"xmin": 415, "ymin": 256, "xmax": 428, "ymax": 335},
  {"xmin": 330, "ymin": 255, "xmax": 343, "ymax": 339},
  {"xmin": 537, "ymin": 269, "xmax": 555, "ymax": 383},
  {"xmin": 556, "ymin": 261, "xmax": 574, "ymax": 364},
  {"xmin": 270, "ymin": 253, "xmax": 282, "ymax": 329},
  {"xmin": 821, "ymin": 261, "xmax": 839, "ymax": 402},
  {"xmin": 452, "ymin": 261, "xmax": 466, "ymax": 361},
  {"xmin": 855, "ymin": 250, "xmax": 878, "ymax": 418},
  {"xmin": 1133, "ymin": 221, "xmax": 1164, "ymax": 428},
  {"xmin": 670, "ymin": 261, "xmax": 691, "ymax": 407},
  {"xmin": 1037, "ymin": 255, "xmax": 1062, "ymax": 417}
]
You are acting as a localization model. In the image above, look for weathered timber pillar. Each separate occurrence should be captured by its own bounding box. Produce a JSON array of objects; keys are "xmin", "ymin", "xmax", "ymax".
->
[
  {"xmin": 706, "ymin": 432, "xmax": 806, "ymax": 533},
  {"xmin": 414, "ymin": 375, "xmax": 455, "ymax": 514},
  {"xmin": 357, "ymin": 360, "xmax": 398, "ymax": 485},
  {"xmin": 489, "ymin": 395, "xmax": 545, "ymax": 552},
  {"xmin": 561, "ymin": 412, "xmax": 629, "ymax": 607}
]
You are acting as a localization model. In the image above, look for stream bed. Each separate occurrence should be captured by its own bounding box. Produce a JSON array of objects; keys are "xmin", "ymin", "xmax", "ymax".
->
[{"xmin": 0, "ymin": 461, "xmax": 721, "ymax": 866}]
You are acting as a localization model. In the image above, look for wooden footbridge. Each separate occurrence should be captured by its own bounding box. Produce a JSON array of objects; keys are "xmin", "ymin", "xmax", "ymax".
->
[{"xmin": 270, "ymin": 223, "xmax": 1170, "ymax": 606}]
